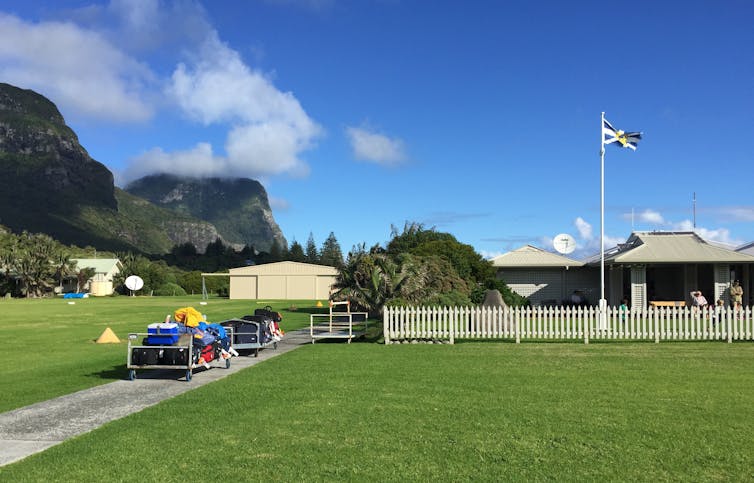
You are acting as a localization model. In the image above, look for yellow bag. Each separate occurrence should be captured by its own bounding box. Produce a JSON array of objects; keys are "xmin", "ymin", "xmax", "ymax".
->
[{"xmin": 173, "ymin": 307, "xmax": 205, "ymax": 327}]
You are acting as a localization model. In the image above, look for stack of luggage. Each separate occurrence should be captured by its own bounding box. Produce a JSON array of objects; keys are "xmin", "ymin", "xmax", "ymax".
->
[{"xmin": 132, "ymin": 306, "xmax": 237, "ymax": 368}]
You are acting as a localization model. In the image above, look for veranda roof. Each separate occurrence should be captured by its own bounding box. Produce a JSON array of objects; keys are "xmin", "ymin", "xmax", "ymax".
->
[
  {"xmin": 600, "ymin": 232, "xmax": 754, "ymax": 264},
  {"xmin": 490, "ymin": 245, "xmax": 583, "ymax": 267}
]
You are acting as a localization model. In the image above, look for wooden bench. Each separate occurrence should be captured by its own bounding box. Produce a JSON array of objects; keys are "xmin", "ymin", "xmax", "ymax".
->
[{"xmin": 649, "ymin": 301, "xmax": 686, "ymax": 307}]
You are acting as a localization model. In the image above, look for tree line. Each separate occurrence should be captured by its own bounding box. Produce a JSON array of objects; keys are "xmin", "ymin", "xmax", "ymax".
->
[
  {"xmin": 331, "ymin": 223, "xmax": 527, "ymax": 317},
  {"xmin": 0, "ymin": 226, "xmax": 346, "ymax": 298},
  {"xmin": 1, "ymin": 223, "xmax": 526, "ymax": 311},
  {"xmin": 0, "ymin": 230, "xmax": 97, "ymax": 297}
]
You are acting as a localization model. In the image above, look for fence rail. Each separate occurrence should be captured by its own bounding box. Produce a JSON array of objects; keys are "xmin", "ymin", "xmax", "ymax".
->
[{"xmin": 383, "ymin": 305, "xmax": 754, "ymax": 344}]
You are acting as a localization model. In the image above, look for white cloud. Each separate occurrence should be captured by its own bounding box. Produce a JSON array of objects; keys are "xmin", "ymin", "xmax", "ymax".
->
[
  {"xmin": 574, "ymin": 217, "xmax": 593, "ymax": 240},
  {"xmin": 481, "ymin": 250, "xmax": 504, "ymax": 260},
  {"xmin": 268, "ymin": 196, "xmax": 290, "ymax": 211},
  {"xmin": 635, "ymin": 209, "xmax": 665, "ymax": 225},
  {"xmin": 122, "ymin": 143, "xmax": 220, "ymax": 182},
  {"xmin": 0, "ymin": 13, "xmax": 154, "ymax": 122},
  {"xmin": 671, "ymin": 220, "xmax": 743, "ymax": 247},
  {"xmin": 570, "ymin": 217, "xmax": 626, "ymax": 258},
  {"xmin": 346, "ymin": 126, "xmax": 407, "ymax": 165},
  {"xmin": 147, "ymin": 33, "xmax": 322, "ymax": 181},
  {"xmin": 712, "ymin": 206, "xmax": 754, "ymax": 222}
]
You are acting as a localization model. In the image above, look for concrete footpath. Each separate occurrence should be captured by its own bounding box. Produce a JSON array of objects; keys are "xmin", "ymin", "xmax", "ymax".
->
[{"xmin": 0, "ymin": 329, "xmax": 312, "ymax": 467}]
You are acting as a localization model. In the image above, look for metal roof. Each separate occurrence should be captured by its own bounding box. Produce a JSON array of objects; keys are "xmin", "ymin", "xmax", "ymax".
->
[
  {"xmin": 490, "ymin": 245, "xmax": 584, "ymax": 267},
  {"xmin": 72, "ymin": 258, "xmax": 121, "ymax": 274},
  {"xmin": 600, "ymin": 232, "xmax": 754, "ymax": 264},
  {"xmin": 228, "ymin": 261, "xmax": 338, "ymax": 276}
]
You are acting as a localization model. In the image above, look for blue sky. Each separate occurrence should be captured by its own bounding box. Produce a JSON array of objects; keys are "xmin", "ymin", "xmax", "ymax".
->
[{"xmin": 1, "ymin": 0, "xmax": 753, "ymax": 259}]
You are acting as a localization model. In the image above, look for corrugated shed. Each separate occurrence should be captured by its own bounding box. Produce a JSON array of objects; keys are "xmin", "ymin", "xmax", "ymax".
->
[
  {"xmin": 491, "ymin": 245, "xmax": 583, "ymax": 267},
  {"xmin": 229, "ymin": 261, "xmax": 338, "ymax": 276}
]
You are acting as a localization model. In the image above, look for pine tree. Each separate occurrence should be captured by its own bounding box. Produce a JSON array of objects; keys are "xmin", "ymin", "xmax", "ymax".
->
[
  {"xmin": 289, "ymin": 240, "xmax": 306, "ymax": 262},
  {"xmin": 305, "ymin": 232, "xmax": 319, "ymax": 264},
  {"xmin": 320, "ymin": 232, "xmax": 344, "ymax": 267}
]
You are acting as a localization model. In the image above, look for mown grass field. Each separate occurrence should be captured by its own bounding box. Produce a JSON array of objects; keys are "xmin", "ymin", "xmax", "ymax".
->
[
  {"xmin": 1, "ymin": 297, "xmax": 754, "ymax": 481},
  {"xmin": 0, "ymin": 296, "xmax": 321, "ymax": 413}
]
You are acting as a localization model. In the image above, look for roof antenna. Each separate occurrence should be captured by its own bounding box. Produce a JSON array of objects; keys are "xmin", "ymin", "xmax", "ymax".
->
[{"xmin": 693, "ymin": 192, "xmax": 696, "ymax": 229}]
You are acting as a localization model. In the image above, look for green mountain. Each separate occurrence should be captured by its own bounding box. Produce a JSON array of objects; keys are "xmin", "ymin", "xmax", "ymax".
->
[
  {"xmin": 0, "ymin": 82, "xmax": 283, "ymax": 253},
  {"xmin": 125, "ymin": 174, "xmax": 287, "ymax": 252}
]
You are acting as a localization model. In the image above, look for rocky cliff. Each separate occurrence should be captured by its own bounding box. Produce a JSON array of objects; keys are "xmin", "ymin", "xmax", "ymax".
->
[
  {"xmin": 125, "ymin": 174, "xmax": 287, "ymax": 252},
  {"xmin": 0, "ymin": 83, "xmax": 248, "ymax": 253}
]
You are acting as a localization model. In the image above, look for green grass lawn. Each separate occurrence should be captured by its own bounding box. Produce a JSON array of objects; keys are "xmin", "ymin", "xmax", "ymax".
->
[
  {"xmin": 1, "ymin": 298, "xmax": 753, "ymax": 481},
  {"xmin": 0, "ymin": 296, "xmax": 324, "ymax": 412}
]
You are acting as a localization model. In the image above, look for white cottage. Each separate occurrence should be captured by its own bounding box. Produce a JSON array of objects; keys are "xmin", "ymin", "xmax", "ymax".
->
[
  {"xmin": 71, "ymin": 258, "xmax": 121, "ymax": 296},
  {"xmin": 491, "ymin": 245, "xmax": 596, "ymax": 306}
]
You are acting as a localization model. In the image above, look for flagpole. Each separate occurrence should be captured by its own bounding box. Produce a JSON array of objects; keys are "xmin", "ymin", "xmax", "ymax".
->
[{"xmin": 599, "ymin": 112, "xmax": 607, "ymax": 329}]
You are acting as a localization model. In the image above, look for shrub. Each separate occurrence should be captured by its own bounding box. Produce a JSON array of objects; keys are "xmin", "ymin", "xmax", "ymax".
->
[{"xmin": 153, "ymin": 282, "xmax": 187, "ymax": 297}]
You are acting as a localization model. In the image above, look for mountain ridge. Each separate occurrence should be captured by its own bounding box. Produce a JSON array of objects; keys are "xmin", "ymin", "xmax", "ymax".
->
[{"xmin": 0, "ymin": 82, "xmax": 286, "ymax": 254}]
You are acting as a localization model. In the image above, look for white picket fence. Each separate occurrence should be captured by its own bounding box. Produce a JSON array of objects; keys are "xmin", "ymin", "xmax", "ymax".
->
[{"xmin": 383, "ymin": 305, "xmax": 754, "ymax": 344}]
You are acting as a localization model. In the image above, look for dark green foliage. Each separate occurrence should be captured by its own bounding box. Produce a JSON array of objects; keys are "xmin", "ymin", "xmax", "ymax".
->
[
  {"xmin": 320, "ymin": 232, "xmax": 344, "ymax": 267},
  {"xmin": 153, "ymin": 282, "xmax": 187, "ymax": 296},
  {"xmin": 288, "ymin": 240, "xmax": 306, "ymax": 262},
  {"xmin": 334, "ymin": 222, "xmax": 526, "ymax": 315},
  {"xmin": 305, "ymin": 232, "xmax": 319, "ymax": 263}
]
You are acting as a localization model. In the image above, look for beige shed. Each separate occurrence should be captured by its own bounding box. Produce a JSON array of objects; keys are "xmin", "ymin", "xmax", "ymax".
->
[{"xmin": 228, "ymin": 261, "xmax": 338, "ymax": 300}]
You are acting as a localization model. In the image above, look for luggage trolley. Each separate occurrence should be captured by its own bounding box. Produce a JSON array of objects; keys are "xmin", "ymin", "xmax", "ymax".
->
[
  {"xmin": 220, "ymin": 315, "xmax": 278, "ymax": 357},
  {"xmin": 126, "ymin": 326, "xmax": 233, "ymax": 382}
]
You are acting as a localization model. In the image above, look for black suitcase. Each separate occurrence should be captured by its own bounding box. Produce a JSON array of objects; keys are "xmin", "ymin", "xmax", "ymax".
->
[
  {"xmin": 131, "ymin": 347, "xmax": 160, "ymax": 365},
  {"xmin": 253, "ymin": 307, "xmax": 281, "ymax": 322},
  {"xmin": 160, "ymin": 347, "xmax": 189, "ymax": 366},
  {"xmin": 229, "ymin": 317, "xmax": 261, "ymax": 344}
]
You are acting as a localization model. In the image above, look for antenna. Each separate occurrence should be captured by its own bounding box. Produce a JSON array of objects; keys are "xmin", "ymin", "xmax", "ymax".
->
[{"xmin": 693, "ymin": 192, "xmax": 696, "ymax": 229}]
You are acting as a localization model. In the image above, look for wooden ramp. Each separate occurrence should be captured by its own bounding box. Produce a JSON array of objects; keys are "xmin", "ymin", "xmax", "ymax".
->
[{"xmin": 310, "ymin": 301, "xmax": 368, "ymax": 343}]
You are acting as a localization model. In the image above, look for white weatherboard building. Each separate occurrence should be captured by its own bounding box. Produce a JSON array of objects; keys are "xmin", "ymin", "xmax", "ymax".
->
[
  {"xmin": 492, "ymin": 232, "xmax": 754, "ymax": 308},
  {"xmin": 225, "ymin": 261, "xmax": 338, "ymax": 300},
  {"xmin": 70, "ymin": 258, "xmax": 121, "ymax": 296},
  {"xmin": 491, "ymin": 245, "xmax": 595, "ymax": 306}
]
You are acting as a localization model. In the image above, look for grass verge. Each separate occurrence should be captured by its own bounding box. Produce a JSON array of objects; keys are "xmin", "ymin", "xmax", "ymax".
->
[
  {"xmin": 0, "ymin": 296, "xmax": 326, "ymax": 412},
  {"xmin": 2, "ymin": 341, "xmax": 753, "ymax": 481}
]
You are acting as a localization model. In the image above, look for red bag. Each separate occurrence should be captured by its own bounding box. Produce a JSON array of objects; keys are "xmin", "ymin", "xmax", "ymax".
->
[{"xmin": 200, "ymin": 344, "xmax": 215, "ymax": 363}]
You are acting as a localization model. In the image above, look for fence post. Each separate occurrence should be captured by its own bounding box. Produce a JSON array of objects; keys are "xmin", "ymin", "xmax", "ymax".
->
[
  {"xmin": 584, "ymin": 306, "xmax": 589, "ymax": 345},
  {"xmin": 652, "ymin": 307, "xmax": 662, "ymax": 344},
  {"xmin": 448, "ymin": 307, "xmax": 455, "ymax": 345},
  {"xmin": 515, "ymin": 306, "xmax": 521, "ymax": 344},
  {"xmin": 726, "ymin": 309, "xmax": 732, "ymax": 343},
  {"xmin": 384, "ymin": 306, "xmax": 391, "ymax": 345}
]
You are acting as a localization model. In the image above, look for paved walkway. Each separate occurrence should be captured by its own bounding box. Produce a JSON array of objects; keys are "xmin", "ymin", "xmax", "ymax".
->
[{"xmin": 0, "ymin": 329, "xmax": 312, "ymax": 467}]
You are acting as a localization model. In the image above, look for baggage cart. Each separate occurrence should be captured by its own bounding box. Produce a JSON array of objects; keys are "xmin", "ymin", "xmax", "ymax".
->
[
  {"xmin": 220, "ymin": 316, "xmax": 278, "ymax": 357},
  {"xmin": 126, "ymin": 328, "xmax": 232, "ymax": 382}
]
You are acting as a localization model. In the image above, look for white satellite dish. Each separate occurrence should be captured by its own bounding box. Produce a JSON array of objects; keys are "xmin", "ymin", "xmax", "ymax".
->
[
  {"xmin": 125, "ymin": 275, "xmax": 144, "ymax": 291},
  {"xmin": 553, "ymin": 233, "xmax": 576, "ymax": 255}
]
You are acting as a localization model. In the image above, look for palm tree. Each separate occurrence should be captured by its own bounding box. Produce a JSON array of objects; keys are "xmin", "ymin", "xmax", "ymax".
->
[
  {"xmin": 75, "ymin": 267, "xmax": 97, "ymax": 293},
  {"xmin": 54, "ymin": 251, "xmax": 76, "ymax": 293},
  {"xmin": 331, "ymin": 246, "xmax": 406, "ymax": 317}
]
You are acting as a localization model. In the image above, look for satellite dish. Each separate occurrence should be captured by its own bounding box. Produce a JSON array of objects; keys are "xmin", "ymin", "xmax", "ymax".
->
[
  {"xmin": 125, "ymin": 275, "xmax": 144, "ymax": 291},
  {"xmin": 553, "ymin": 233, "xmax": 576, "ymax": 255}
]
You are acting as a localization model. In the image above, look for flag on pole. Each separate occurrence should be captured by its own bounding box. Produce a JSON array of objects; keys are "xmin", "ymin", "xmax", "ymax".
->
[{"xmin": 602, "ymin": 118, "xmax": 641, "ymax": 150}]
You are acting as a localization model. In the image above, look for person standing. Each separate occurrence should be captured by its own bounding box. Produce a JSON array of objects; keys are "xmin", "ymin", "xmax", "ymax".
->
[{"xmin": 730, "ymin": 280, "xmax": 743, "ymax": 309}]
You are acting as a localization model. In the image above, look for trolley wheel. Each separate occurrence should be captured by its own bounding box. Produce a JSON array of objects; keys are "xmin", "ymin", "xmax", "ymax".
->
[
  {"xmin": 128, "ymin": 369, "xmax": 136, "ymax": 381},
  {"xmin": 273, "ymin": 341, "xmax": 278, "ymax": 350},
  {"xmin": 253, "ymin": 348, "xmax": 259, "ymax": 357},
  {"xmin": 225, "ymin": 358, "xmax": 231, "ymax": 369},
  {"xmin": 185, "ymin": 369, "xmax": 192, "ymax": 382}
]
